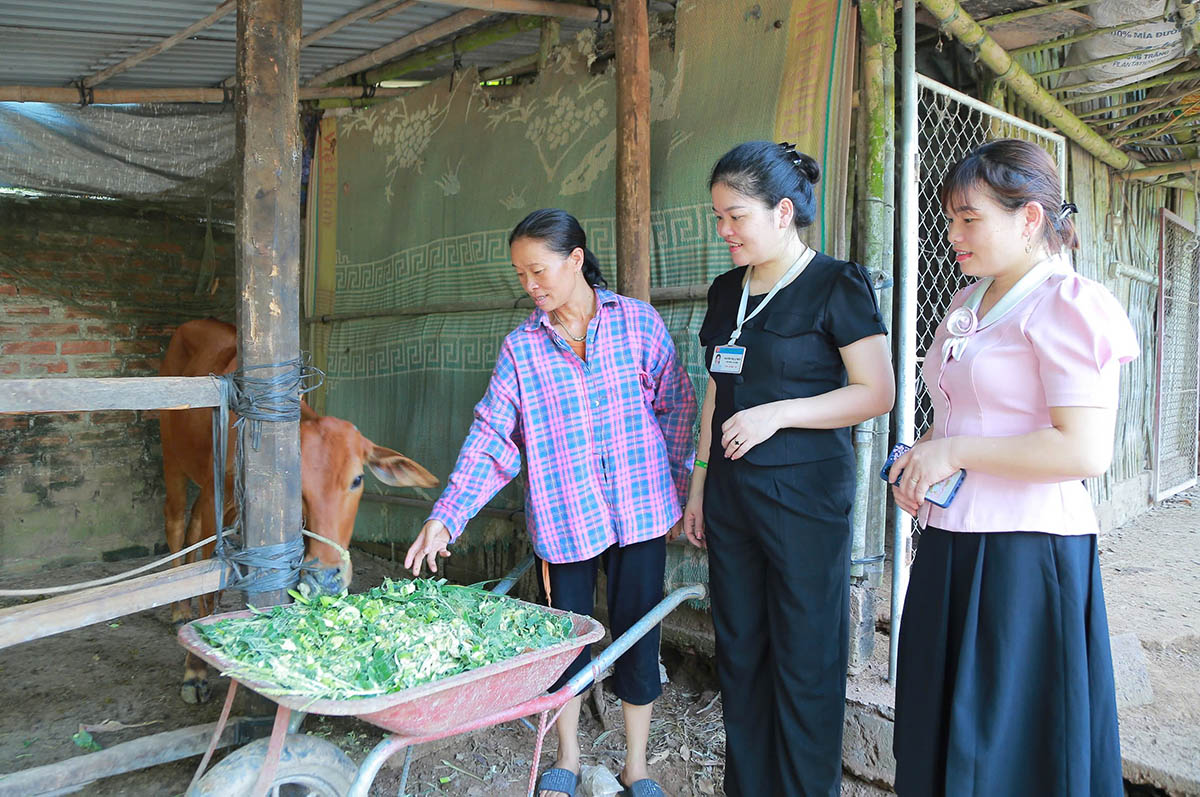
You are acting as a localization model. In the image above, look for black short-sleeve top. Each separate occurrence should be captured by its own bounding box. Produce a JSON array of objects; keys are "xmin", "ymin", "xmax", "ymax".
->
[{"xmin": 698, "ymin": 252, "xmax": 888, "ymax": 466}]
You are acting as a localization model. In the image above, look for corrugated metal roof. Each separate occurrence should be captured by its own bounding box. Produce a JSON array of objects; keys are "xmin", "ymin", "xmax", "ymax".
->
[{"xmin": 0, "ymin": 1, "xmax": 663, "ymax": 91}]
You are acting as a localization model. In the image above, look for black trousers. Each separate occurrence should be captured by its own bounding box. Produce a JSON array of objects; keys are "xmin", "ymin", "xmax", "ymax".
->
[
  {"xmin": 704, "ymin": 454, "xmax": 854, "ymax": 797},
  {"xmin": 541, "ymin": 535, "xmax": 667, "ymax": 706}
]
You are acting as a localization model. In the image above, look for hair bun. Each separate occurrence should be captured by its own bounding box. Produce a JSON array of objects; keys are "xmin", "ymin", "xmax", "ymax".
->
[{"xmin": 797, "ymin": 153, "xmax": 821, "ymax": 184}]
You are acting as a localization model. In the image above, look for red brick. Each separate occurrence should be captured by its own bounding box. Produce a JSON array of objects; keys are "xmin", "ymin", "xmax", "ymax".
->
[
  {"xmin": 24, "ymin": 360, "xmax": 69, "ymax": 375},
  {"xmin": 91, "ymin": 411, "xmax": 133, "ymax": 425},
  {"xmin": 0, "ymin": 361, "xmax": 20, "ymax": 375},
  {"xmin": 66, "ymin": 308, "xmax": 102, "ymax": 320},
  {"xmin": 27, "ymin": 249, "xmax": 70, "ymax": 264},
  {"xmin": 90, "ymin": 323, "xmax": 132, "ymax": 337},
  {"xmin": 0, "ymin": 324, "xmax": 22, "ymax": 338},
  {"xmin": 3, "ymin": 306, "xmax": 51, "ymax": 317},
  {"xmin": 0, "ymin": 416, "xmax": 28, "ymax": 430},
  {"xmin": 0, "ymin": 284, "xmax": 16, "ymax": 296},
  {"xmin": 37, "ymin": 231, "xmax": 90, "ymax": 247},
  {"xmin": 29, "ymin": 323, "xmax": 80, "ymax": 337},
  {"xmin": 114, "ymin": 340, "xmax": 160, "ymax": 355},
  {"xmin": 147, "ymin": 241, "xmax": 185, "ymax": 254},
  {"xmin": 3, "ymin": 340, "xmax": 56, "ymax": 355},
  {"xmin": 62, "ymin": 340, "xmax": 111, "ymax": 355},
  {"xmin": 123, "ymin": 358, "xmax": 161, "ymax": 374},
  {"xmin": 77, "ymin": 358, "xmax": 121, "ymax": 372},
  {"xmin": 91, "ymin": 236, "xmax": 136, "ymax": 251}
]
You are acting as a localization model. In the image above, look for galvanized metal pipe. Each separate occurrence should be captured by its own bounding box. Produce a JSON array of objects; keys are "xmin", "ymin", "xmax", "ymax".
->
[
  {"xmin": 892, "ymin": 0, "xmax": 919, "ymax": 686},
  {"xmin": 850, "ymin": 420, "xmax": 877, "ymax": 576},
  {"xmin": 564, "ymin": 583, "xmax": 707, "ymax": 696}
]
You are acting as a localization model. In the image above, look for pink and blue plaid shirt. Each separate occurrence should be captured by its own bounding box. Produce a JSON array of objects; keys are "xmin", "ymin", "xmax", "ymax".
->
[{"xmin": 427, "ymin": 289, "xmax": 697, "ymax": 564}]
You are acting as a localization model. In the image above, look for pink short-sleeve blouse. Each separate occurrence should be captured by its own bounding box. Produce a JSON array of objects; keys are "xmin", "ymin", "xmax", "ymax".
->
[{"xmin": 918, "ymin": 271, "xmax": 1139, "ymax": 535}]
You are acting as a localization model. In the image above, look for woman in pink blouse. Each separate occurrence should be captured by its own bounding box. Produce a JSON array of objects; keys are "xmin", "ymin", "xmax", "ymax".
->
[
  {"xmin": 889, "ymin": 140, "xmax": 1138, "ymax": 796},
  {"xmin": 405, "ymin": 209, "xmax": 696, "ymax": 797}
]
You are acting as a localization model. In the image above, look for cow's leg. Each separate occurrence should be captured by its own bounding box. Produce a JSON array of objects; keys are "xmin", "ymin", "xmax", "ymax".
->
[
  {"xmin": 163, "ymin": 459, "xmax": 192, "ymax": 627},
  {"xmin": 181, "ymin": 481, "xmax": 220, "ymax": 705}
]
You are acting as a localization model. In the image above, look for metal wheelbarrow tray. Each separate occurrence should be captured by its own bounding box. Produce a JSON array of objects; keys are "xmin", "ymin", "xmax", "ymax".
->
[{"xmin": 178, "ymin": 598, "xmax": 605, "ymax": 737}]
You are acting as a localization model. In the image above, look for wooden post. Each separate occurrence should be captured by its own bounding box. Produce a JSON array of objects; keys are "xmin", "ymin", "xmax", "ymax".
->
[
  {"xmin": 235, "ymin": 0, "xmax": 303, "ymax": 608},
  {"xmin": 614, "ymin": 0, "xmax": 651, "ymax": 302}
]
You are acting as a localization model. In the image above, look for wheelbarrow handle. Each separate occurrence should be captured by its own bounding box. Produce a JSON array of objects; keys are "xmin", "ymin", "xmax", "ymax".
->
[
  {"xmin": 562, "ymin": 583, "xmax": 708, "ymax": 697},
  {"xmin": 489, "ymin": 553, "xmax": 535, "ymax": 597}
]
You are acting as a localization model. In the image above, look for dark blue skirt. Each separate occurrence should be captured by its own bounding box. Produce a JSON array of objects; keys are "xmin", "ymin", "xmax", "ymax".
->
[{"xmin": 894, "ymin": 527, "xmax": 1122, "ymax": 797}]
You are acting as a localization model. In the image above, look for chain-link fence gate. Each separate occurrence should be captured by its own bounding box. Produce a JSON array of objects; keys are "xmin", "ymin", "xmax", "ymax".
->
[
  {"xmin": 911, "ymin": 75, "xmax": 1068, "ymax": 438},
  {"xmin": 1153, "ymin": 208, "xmax": 1200, "ymax": 501}
]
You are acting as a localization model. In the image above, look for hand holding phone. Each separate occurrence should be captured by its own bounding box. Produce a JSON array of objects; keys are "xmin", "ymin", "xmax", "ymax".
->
[{"xmin": 880, "ymin": 442, "xmax": 966, "ymax": 508}]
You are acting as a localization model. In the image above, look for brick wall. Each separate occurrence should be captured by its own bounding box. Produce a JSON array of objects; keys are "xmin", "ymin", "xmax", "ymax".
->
[{"xmin": 0, "ymin": 196, "xmax": 235, "ymax": 572}]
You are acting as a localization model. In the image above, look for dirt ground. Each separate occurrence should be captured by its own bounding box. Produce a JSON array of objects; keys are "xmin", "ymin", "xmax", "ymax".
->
[{"xmin": 0, "ymin": 550, "xmax": 730, "ymax": 796}]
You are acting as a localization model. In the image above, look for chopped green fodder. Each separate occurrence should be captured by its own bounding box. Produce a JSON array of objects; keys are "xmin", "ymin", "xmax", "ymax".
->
[{"xmin": 195, "ymin": 578, "xmax": 575, "ymax": 699}]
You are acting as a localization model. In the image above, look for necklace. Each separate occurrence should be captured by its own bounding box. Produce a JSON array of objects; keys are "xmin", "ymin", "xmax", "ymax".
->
[{"xmin": 551, "ymin": 311, "xmax": 587, "ymax": 342}]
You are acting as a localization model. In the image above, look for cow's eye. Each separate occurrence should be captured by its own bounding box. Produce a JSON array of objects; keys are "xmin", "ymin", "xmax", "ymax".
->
[{"xmin": 351, "ymin": 474, "xmax": 364, "ymax": 490}]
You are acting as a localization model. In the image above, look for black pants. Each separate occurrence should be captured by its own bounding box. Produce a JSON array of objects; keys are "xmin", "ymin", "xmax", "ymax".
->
[
  {"xmin": 705, "ymin": 455, "xmax": 854, "ymax": 797},
  {"xmin": 542, "ymin": 535, "xmax": 666, "ymax": 705}
]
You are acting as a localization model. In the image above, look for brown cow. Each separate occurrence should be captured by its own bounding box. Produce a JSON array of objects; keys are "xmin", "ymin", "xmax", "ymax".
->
[{"xmin": 160, "ymin": 318, "xmax": 437, "ymax": 703}]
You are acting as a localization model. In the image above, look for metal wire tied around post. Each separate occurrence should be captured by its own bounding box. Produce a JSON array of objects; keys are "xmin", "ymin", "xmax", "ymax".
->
[{"xmin": 210, "ymin": 357, "xmax": 325, "ymax": 596}]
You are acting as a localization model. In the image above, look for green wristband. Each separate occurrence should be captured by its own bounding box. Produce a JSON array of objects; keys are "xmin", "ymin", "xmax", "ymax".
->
[{"xmin": 694, "ymin": 459, "xmax": 708, "ymax": 469}]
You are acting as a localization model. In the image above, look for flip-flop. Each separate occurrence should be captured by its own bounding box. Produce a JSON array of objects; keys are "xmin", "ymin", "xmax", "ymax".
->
[
  {"xmin": 537, "ymin": 767, "xmax": 579, "ymax": 797},
  {"xmin": 622, "ymin": 778, "xmax": 667, "ymax": 796}
]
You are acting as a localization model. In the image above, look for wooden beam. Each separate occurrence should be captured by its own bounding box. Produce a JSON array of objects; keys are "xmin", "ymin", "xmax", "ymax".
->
[
  {"xmin": 304, "ymin": 0, "xmax": 418, "ymax": 46},
  {"xmin": 368, "ymin": 0, "xmax": 422, "ymax": 23},
  {"xmin": 236, "ymin": 0, "xmax": 303, "ymax": 608},
  {"xmin": 0, "ymin": 719, "xmax": 251, "ymax": 796},
  {"xmin": 430, "ymin": 0, "xmax": 608, "ymax": 22},
  {"xmin": 0, "ymin": 85, "xmax": 413, "ymax": 104},
  {"xmin": 306, "ymin": 9, "xmax": 490, "ymax": 86},
  {"xmin": 0, "ymin": 560, "xmax": 227, "ymax": 650},
  {"xmin": 614, "ymin": 0, "xmax": 651, "ymax": 302},
  {"xmin": 0, "ymin": 376, "xmax": 222, "ymax": 413},
  {"xmin": 81, "ymin": 0, "xmax": 236, "ymax": 89},
  {"xmin": 479, "ymin": 52, "xmax": 539, "ymax": 80},
  {"xmin": 362, "ymin": 13, "xmax": 542, "ymax": 84},
  {"xmin": 979, "ymin": 0, "xmax": 1092, "ymax": 27}
]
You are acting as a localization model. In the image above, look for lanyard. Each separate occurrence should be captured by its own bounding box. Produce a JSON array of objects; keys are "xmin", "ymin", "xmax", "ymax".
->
[
  {"xmin": 728, "ymin": 246, "xmax": 816, "ymax": 346},
  {"xmin": 942, "ymin": 253, "xmax": 1071, "ymax": 364}
]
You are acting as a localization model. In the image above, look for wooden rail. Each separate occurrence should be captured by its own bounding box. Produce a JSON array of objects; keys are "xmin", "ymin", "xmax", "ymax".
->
[
  {"xmin": 0, "ymin": 560, "xmax": 229, "ymax": 650},
  {"xmin": 0, "ymin": 376, "xmax": 222, "ymax": 414}
]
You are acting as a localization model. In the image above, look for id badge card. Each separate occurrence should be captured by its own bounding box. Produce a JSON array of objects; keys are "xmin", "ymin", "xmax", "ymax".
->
[{"xmin": 711, "ymin": 345, "xmax": 745, "ymax": 374}]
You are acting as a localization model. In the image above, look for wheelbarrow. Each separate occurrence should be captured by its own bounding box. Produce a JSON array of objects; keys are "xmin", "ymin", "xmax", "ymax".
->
[{"xmin": 178, "ymin": 556, "xmax": 707, "ymax": 796}]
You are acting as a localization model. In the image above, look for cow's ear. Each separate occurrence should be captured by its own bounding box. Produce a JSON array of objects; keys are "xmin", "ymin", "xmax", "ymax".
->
[{"xmin": 365, "ymin": 444, "xmax": 439, "ymax": 488}]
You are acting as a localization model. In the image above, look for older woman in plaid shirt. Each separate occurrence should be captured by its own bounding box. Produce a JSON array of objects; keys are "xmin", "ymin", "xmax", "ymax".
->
[{"xmin": 406, "ymin": 209, "xmax": 697, "ymax": 797}]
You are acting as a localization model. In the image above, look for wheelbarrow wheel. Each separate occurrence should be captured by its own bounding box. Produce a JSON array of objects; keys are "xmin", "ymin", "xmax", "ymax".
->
[{"xmin": 188, "ymin": 733, "xmax": 357, "ymax": 796}]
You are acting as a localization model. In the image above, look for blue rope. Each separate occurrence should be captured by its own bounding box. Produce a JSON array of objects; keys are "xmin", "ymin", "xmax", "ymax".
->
[{"xmin": 209, "ymin": 357, "xmax": 324, "ymax": 596}]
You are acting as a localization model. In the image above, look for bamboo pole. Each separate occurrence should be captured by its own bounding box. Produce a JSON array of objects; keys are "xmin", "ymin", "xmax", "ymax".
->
[
  {"xmin": 1115, "ymin": 156, "xmax": 1200, "ymax": 179},
  {"xmin": 304, "ymin": 0, "xmax": 418, "ymax": 46},
  {"xmin": 1051, "ymin": 56, "xmax": 1191, "ymax": 95},
  {"xmin": 1009, "ymin": 15, "xmax": 1168, "ymax": 57},
  {"xmin": 1106, "ymin": 102, "xmax": 1200, "ymax": 141},
  {"xmin": 480, "ymin": 53, "xmax": 539, "ymax": 81},
  {"xmin": 82, "ymin": 0, "xmax": 236, "ymax": 88},
  {"xmin": 367, "ymin": 0, "xmax": 421, "ymax": 23},
  {"xmin": 235, "ymin": 0, "xmax": 303, "ymax": 609},
  {"xmin": 978, "ymin": 0, "xmax": 1092, "ymax": 27},
  {"xmin": 919, "ymin": 0, "xmax": 1140, "ymax": 173},
  {"xmin": 1074, "ymin": 88, "xmax": 1194, "ymax": 120},
  {"xmin": 430, "ymin": 0, "xmax": 608, "ymax": 22},
  {"xmin": 306, "ymin": 9, "xmax": 489, "ymax": 86},
  {"xmin": 363, "ymin": 14, "xmax": 542, "ymax": 84},
  {"xmin": 1060, "ymin": 68, "xmax": 1200, "ymax": 105},
  {"xmin": 0, "ymin": 85, "xmax": 413, "ymax": 104},
  {"xmin": 614, "ymin": 0, "xmax": 651, "ymax": 302}
]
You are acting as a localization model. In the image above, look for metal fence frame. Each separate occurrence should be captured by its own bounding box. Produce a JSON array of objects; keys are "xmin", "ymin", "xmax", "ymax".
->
[{"xmin": 1152, "ymin": 208, "xmax": 1200, "ymax": 501}]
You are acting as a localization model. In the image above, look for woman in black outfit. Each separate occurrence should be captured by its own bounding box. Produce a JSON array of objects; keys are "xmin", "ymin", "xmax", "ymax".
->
[{"xmin": 682, "ymin": 141, "xmax": 895, "ymax": 796}]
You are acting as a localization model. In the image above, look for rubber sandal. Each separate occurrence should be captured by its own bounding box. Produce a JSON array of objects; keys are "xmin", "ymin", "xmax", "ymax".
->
[
  {"xmin": 623, "ymin": 777, "xmax": 667, "ymax": 796},
  {"xmin": 537, "ymin": 767, "xmax": 579, "ymax": 797}
]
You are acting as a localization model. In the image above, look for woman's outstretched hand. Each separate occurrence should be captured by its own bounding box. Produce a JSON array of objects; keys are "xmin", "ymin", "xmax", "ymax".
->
[
  {"xmin": 404, "ymin": 520, "xmax": 452, "ymax": 576},
  {"xmin": 682, "ymin": 496, "xmax": 706, "ymax": 549}
]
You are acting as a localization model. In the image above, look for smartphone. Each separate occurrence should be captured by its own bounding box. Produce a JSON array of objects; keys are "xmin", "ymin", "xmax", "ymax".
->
[{"xmin": 879, "ymin": 442, "xmax": 966, "ymax": 509}]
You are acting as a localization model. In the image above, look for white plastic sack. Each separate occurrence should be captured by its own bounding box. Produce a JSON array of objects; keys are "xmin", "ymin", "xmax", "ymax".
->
[
  {"xmin": 1059, "ymin": 1, "xmax": 1183, "ymax": 94},
  {"xmin": 580, "ymin": 764, "xmax": 624, "ymax": 797}
]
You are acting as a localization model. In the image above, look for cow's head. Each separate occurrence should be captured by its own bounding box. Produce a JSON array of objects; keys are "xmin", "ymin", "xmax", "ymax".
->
[{"xmin": 297, "ymin": 414, "xmax": 438, "ymax": 594}]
